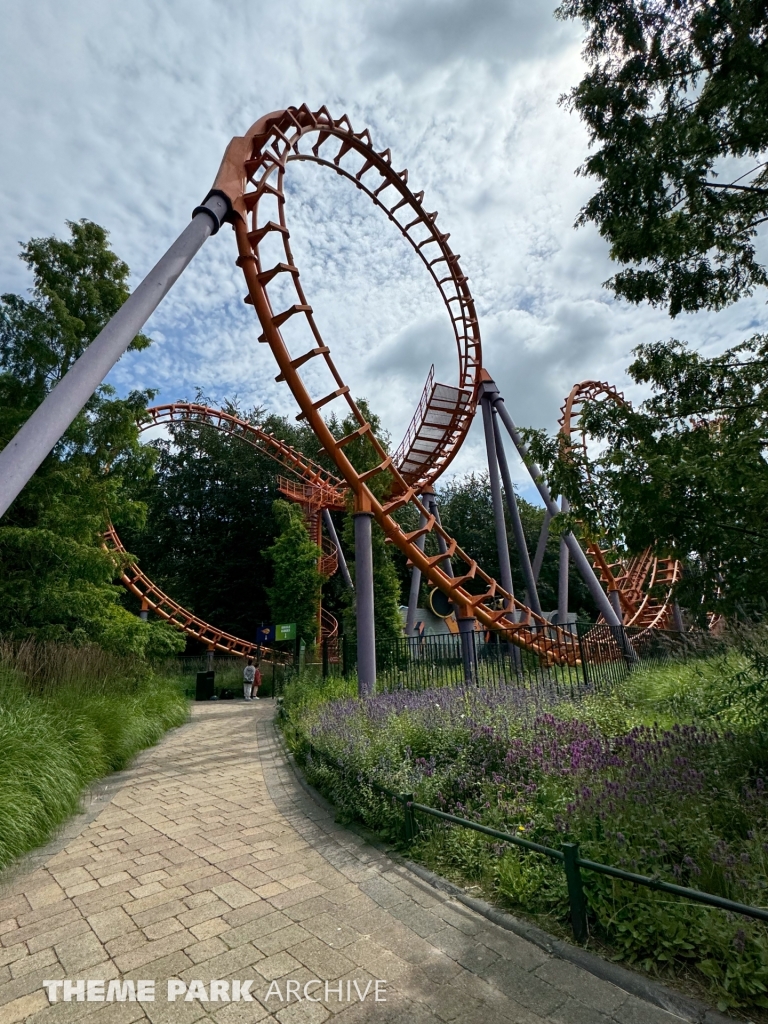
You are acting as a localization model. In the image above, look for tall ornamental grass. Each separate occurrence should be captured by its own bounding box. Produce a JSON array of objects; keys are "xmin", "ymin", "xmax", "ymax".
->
[
  {"xmin": 282, "ymin": 655, "xmax": 768, "ymax": 1014},
  {"xmin": 0, "ymin": 639, "xmax": 188, "ymax": 870}
]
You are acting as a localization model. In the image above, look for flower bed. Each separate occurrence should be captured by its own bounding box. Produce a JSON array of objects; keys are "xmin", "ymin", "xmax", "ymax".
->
[{"xmin": 282, "ymin": 668, "xmax": 768, "ymax": 1013}]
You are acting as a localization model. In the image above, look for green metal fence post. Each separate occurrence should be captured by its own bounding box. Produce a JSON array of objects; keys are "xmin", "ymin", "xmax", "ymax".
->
[
  {"xmin": 402, "ymin": 795, "xmax": 417, "ymax": 843},
  {"xmin": 562, "ymin": 842, "xmax": 588, "ymax": 941}
]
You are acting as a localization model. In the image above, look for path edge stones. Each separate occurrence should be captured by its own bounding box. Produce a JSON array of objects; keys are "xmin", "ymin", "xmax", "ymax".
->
[{"xmin": 270, "ymin": 715, "xmax": 740, "ymax": 1024}]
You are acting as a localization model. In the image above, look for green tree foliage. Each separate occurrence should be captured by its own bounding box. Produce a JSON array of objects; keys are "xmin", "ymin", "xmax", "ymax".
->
[
  {"xmin": 433, "ymin": 473, "xmax": 597, "ymax": 619},
  {"xmin": 124, "ymin": 402, "xmax": 324, "ymax": 643},
  {"xmin": 263, "ymin": 500, "xmax": 323, "ymax": 643},
  {"xmin": 0, "ymin": 220, "xmax": 183, "ymax": 658},
  {"xmin": 328, "ymin": 401, "xmax": 403, "ymax": 643},
  {"xmin": 528, "ymin": 337, "xmax": 768, "ymax": 618},
  {"xmin": 557, "ymin": 0, "xmax": 768, "ymax": 315}
]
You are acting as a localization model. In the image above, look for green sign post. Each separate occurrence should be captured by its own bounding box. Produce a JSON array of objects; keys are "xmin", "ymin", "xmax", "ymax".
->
[{"xmin": 275, "ymin": 622, "xmax": 296, "ymax": 641}]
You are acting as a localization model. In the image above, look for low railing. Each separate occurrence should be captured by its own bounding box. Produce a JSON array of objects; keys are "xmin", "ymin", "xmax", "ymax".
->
[
  {"xmin": 297, "ymin": 739, "xmax": 768, "ymax": 942},
  {"xmin": 319, "ymin": 624, "xmax": 720, "ymax": 697}
]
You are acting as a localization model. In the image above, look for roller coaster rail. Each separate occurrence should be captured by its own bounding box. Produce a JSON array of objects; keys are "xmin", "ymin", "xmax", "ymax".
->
[
  {"xmin": 0, "ymin": 104, "xmax": 692, "ymax": 685},
  {"xmin": 104, "ymin": 401, "xmax": 349, "ymax": 660}
]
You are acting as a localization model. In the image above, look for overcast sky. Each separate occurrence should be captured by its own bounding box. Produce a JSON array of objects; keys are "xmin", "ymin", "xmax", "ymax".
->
[{"xmin": 2, "ymin": 0, "xmax": 767, "ymax": 500}]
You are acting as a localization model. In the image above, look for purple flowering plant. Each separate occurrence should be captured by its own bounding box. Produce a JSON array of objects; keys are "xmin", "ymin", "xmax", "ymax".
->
[{"xmin": 283, "ymin": 660, "xmax": 768, "ymax": 1011}]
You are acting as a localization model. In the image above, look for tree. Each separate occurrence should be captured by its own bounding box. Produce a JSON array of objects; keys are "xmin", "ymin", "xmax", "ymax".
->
[
  {"xmin": 532, "ymin": 337, "xmax": 768, "ymax": 618},
  {"xmin": 557, "ymin": 0, "xmax": 768, "ymax": 316},
  {"xmin": 0, "ymin": 220, "xmax": 183, "ymax": 658},
  {"xmin": 263, "ymin": 500, "xmax": 324, "ymax": 644},
  {"xmin": 123, "ymin": 400, "xmax": 328, "ymax": 645}
]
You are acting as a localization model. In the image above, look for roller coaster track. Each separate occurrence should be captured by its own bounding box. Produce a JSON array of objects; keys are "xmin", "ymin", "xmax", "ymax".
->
[
  {"xmin": 212, "ymin": 105, "xmax": 582, "ymax": 664},
  {"xmin": 559, "ymin": 381, "xmax": 682, "ymax": 631},
  {"xmin": 105, "ymin": 401, "xmax": 347, "ymax": 657}
]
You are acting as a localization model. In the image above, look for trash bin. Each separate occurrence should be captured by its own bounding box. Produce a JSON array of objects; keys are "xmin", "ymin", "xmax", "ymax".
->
[{"xmin": 195, "ymin": 671, "xmax": 215, "ymax": 701}]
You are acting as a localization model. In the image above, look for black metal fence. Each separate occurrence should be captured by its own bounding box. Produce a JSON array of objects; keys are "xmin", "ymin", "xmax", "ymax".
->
[{"xmin": 309, "ymin": 623, "xmax": 720, "ymax": 697}]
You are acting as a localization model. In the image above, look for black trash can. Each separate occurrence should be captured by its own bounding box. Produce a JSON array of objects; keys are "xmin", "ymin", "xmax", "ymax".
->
[{"xmin": 195, "ymin": 671, "xmax": 215, "ymax": 701}]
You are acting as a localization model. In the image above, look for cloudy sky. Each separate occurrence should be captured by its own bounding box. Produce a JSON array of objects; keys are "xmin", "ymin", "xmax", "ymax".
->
[{"xmin": 2, "ymin": 0, "xmax": 766, "ymax": 500}]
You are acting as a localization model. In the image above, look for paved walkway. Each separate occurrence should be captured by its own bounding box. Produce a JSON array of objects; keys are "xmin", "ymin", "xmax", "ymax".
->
[{"xmin": 0, "ymin": 702, "xmax": 687, "ymax": 1024}]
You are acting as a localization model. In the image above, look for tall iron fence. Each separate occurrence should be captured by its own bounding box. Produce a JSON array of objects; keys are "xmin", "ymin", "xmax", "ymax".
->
[{"xmin": 307, "ymin": 623, "xmax": 721, "ymax": 697}]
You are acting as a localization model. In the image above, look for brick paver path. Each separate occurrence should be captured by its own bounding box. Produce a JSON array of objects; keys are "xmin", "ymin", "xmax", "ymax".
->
[{"xmin": 0, "ymin": 702, "xmax": 684, "ymax": 1024}]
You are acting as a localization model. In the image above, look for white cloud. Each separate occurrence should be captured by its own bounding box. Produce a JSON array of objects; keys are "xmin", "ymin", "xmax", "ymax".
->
[{"xmin": 2, "ymin": 0, "xmax": 767, "ymax": 511}]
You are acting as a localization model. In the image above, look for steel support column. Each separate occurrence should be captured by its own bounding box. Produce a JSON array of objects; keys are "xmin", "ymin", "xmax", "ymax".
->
[
  {"xmin": 424, "ymin": 492, "xmax": 454, "ymax": 581},
  {"xmin": 480, "ymin": 389, "xmax": 516, "ymax": 604},
  {"xmin": 353, "ymin": 511, "xmax": 376, "ymax": 696},
  {"xmin": 457, "ymin": 614, "xmax": 477, "ymax": 686},
  {"xmin": 492, "ymin": 408, "xmax": 543, "ymax": 618},
  {"xmin": 672, "ymin": 601, "xmax": 685, "ymax": 634},
  {"xmin": 405, "ymin": 507, "xmax": 428, "ymax": 636},
  {"xmin": 490, "ymin": 388, "xmax": 626, "ymax": 633},
  {"xmin": 558, "ymin": 496, "xmax": 570, "ymax": 625},
  {"xmin": 532, "ymin": 510, "xmax": 552, "ymax": 585},
  {"xmin": 322, "ymin": 509, "xmax": 353, "ymax": 590},
  {"xmin": 0, "ymin": 193, "xmax": 231, "ymax": 520}
]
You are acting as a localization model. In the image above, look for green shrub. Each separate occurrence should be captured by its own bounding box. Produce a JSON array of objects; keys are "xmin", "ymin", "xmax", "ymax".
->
[{"xmin": 0, "ymin": 640, "xmax": 188, "ymax": 870}]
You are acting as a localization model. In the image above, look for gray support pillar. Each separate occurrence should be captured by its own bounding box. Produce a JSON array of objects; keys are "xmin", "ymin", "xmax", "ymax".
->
[
  {"xmin": 322, "ymin": 509, "xmax": 353, "ymax": 591},
  {"xmin": 0, "ymin": 193, "xmax": 231, "ymax": 521},
  {"xmin": 353, "ymin": 511, "xmax": 376, "ymax": 696},
  {"xmin": 492, "ymin": 394, "xmax": 625, "ymax": 632},
  {"xmin": 672, "ymin": 601, "xmax": 685, "ymax": 634},
  {"xmin": 492, "ymin": 409, "xmax": 543, "ymax": 618},
  {"xmin": 457, "ymin": 615, "xmax": 477, "ymax": 686},
  {"xmin": 405, "ymin": 508, "xmax": 428, "ymax": 636},
  {"xmin": 532, "ymin": 510, "xmax": 552, "ymax": 585},
  {"xmin": 609, "ymin": 590, "xmax": 623, "ymax": 622},
  {"xmin": 480, "ymin": 391, "xmax": 516, "ymax": 604},
  {"xmin": 558, "ymin": 496, "xmax": 570, "ymax": 625},
  {"xmin": 139, "ymin": 609, "xmax": 149, "ymax": 622}
]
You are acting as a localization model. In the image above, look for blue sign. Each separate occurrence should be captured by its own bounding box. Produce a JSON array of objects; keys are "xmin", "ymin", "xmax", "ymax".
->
[{"xmin": 255, "ymin": 624, "xmax": 275, "ymax": 643}]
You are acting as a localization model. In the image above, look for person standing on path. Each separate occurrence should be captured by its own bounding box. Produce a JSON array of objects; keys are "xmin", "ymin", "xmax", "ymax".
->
[{"xmin": 243, "ymin": 657, "xmax": 256, "ymax": 700}]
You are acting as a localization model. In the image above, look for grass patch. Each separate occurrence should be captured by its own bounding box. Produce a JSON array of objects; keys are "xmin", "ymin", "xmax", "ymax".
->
[{"xmin": 0, "ymin": 639, "xmax": 189, "ymax": 870}]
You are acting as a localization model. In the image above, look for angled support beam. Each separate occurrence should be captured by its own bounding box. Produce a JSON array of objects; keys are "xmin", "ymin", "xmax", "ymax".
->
[
  {"xmin": 0, "ymin": 192, "xmax": 231, "ymax": 520},
  {"xmin": 492, "ymin": 407, "xmax": 543, "ymax": 619},
  {"xmin": 480, "ymin": 387, "xmax": 516, "ymax": 604},
  {"xmin": 422, "ymin": 492, "xmax": 454, "ymax": 579},
  {"xmin": 485, "ymin": 375, "xmax": 627, "ymax": 638},
  {"xmin": 322, "ymin": 509, "xmax": 353, "ymax": 591},
  {"xmin": 558, "ymin": 496, "xmax": 570, "ymax": 625},
  {"xmin": 405, "ymin": 507, "xmax": 428, "ymax": 636},
  {"xmin": 532, "ymin": 510, "xmax": 552, "ymax": 586}
]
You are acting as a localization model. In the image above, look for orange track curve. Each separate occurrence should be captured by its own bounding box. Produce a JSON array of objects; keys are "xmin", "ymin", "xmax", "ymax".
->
[
  {"xmin": 213, "ymin": 105, "xmax": 581, "ymax": 664},
  {"xmin": 105, "ymin": 402, "xmax": 347, "ymax": 659}
]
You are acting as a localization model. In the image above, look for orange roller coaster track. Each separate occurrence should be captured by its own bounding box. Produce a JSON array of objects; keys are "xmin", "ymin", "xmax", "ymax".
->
[
  {"xmin": 105, "ymin": 401, "xmax": 348, "ymax": 659},
  {"xmin": 559, "ymin": 381, "xmax": 682, "ymax": 632},
  {"xmin": 211, "ymin": 105, "xmax": 581, "ymax": 664}
]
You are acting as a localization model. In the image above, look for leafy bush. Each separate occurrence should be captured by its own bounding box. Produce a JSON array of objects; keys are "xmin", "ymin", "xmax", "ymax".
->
[{"xmin": 0, "ymin": 640, "xmax": 188, "ymax": 869}]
